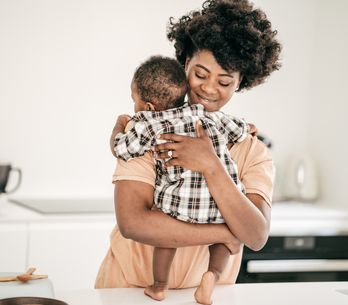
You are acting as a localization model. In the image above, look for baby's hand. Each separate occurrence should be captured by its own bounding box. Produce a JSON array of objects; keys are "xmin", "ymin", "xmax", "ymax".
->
[
  {"xmin": 115, "ymin": 114, "xmax": 131, "ymax": 133},
  {"xmin": 247, "ymin": 123, "xmax": 258, "ymax": 137}
]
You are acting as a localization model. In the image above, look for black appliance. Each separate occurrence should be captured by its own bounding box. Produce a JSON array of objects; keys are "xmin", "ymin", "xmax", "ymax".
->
[{"xmin": 237, "ymin": 235, "xmax": 348, "ymax": 283}]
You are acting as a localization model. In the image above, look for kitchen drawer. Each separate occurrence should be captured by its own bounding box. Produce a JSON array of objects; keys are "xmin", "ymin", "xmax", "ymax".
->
[
  {"xmin": 0, "ymin": 223, "xmax": 27, "ymax": 272},
  {"xmin": 28, "ymin": 221, "xmax": 114, "ymax": 291}
]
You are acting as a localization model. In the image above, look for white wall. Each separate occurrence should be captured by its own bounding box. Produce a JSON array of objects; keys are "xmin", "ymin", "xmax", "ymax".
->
[
  {"xmin": 0, "ymin": 1, "xmax": 347, "ymax": 209},
  {"xmin": 230, "ymin": 0, "xmax": 317, "ymax": 181},
  {"xmin": 308, "ymin": 0, "xmax": 348, "ymax": 208},
  {"xmin": 0, "ymin": 0, "xmax": 202, "ymax": 198}
]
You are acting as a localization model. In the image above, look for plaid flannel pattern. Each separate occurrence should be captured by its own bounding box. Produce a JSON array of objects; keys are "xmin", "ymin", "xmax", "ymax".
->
[{"xmin": 114, "ymin": 103, "xmax": 247, "ymax": 223}]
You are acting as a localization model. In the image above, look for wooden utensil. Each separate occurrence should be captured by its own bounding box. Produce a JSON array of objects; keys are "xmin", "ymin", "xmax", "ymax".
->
[
  {"xmin": 16, "ymin": 267, "xmax": 36, "ymax": 282},
  {"xmin": 0, "ymin": 268, "xmax": 48, "ymax": 282}
]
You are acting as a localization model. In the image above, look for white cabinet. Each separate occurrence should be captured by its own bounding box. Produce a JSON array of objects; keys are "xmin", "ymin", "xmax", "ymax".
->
[
  {"xmin": 0, "ymin": 223, "xmax": 27, "ymax": 272},
  {"xmin": 28, "ymin": 221, "xmax": 115, "ymax": 291},
  {"xmin": 0, "ymin": 199, "xmax": 116, "ymax": 291}
]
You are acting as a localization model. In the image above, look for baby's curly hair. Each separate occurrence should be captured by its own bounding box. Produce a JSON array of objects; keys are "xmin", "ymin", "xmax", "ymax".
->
[
  {"xmin": 133, "ymin": 56, "xmax": 188, "ymax": 111},
  {"xmin": 167, "ymin": 0, "xmax": 282, "ymax": 91}
]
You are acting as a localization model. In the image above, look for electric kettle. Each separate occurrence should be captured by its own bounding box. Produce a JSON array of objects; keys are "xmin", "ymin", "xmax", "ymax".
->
[{"xmin": 282, "ymin": 153, "xmax": 319, "ymax": 201}]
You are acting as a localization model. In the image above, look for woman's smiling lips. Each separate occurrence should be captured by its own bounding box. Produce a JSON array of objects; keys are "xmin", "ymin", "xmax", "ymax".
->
[{"xmin": 196, "ymin": 93, "xmax": 217, "ymax": 103}]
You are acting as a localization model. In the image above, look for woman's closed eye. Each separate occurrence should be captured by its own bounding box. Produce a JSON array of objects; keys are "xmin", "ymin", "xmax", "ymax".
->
[
  {"xmin": 219, "ymin": 82, "xmax": 232, "ymax": 87},
  {"xmin": 195, "ymin": 72, "xmax": 206, "ymax": 79}
]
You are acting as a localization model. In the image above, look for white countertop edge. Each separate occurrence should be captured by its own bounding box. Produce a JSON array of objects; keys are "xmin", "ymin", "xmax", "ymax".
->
[
  {"xmin": 56, "ymin": 282, "xmax": 348, "ymax": 305},
  {"xmin": 0, "ymin": 198, "xmax": 115, "ymax": 223},
  {"xmin": 1, "ymin": 198, "xmax": 348, "ymax": 234}
]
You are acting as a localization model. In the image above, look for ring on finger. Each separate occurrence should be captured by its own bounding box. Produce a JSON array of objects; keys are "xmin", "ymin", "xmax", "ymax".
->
[{"xmin": 167, "ymin": 150, "xmax": 173, "ymax": 158}]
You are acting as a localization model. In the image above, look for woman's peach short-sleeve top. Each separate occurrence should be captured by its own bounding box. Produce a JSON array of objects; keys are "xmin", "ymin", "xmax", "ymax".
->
[{"xmin": 95, "ymin": 135, "xmax": 274, "ymax": 288}]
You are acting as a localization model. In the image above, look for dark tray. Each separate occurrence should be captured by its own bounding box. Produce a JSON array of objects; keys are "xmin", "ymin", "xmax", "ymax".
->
[{"xmin": 0, "ymin": 297, "xmax": 68, "ymax": 305}]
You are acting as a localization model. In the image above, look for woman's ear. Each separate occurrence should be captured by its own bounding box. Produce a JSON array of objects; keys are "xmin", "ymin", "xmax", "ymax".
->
[
  {"xmin": 145, "ymin": 102, "xmax": 155, "ymax": 111},
  {"xmin": 184, "ymin": 57, "xmax": 191, "ymax": 72},
  {"xmin": 235, "ymin": 75, "xmax": 243, "ymax": 91}
]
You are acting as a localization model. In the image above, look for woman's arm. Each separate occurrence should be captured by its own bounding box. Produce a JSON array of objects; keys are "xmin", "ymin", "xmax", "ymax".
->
[
  {"xmin": 115, "ymin": 180, "xmax": 242, "ymax": 250},
  {"xmin": 202, "ymin": 163, "xmax": 271, "ymax": 251},
  {"xmin": 154, "ymin": 122, "xmax": 271, "ymax": 251}
]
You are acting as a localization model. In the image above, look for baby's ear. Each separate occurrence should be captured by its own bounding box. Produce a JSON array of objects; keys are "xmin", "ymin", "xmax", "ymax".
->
[{"xmin": 146, "ymin": 102, "xmax": 155, "ymax": 111}]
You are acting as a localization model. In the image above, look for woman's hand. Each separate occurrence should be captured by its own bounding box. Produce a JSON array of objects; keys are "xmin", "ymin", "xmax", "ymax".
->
[
  {"xmin": 110, "ymin": 114, "xmax": 131, "ymax": 157},
  {"xmin": 153, "ymin": 121, "xmax": 220, "ymax": 174}
]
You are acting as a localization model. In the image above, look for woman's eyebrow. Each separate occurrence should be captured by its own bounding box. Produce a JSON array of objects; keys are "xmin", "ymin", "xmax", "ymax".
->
[{"xmin": 195, "ymin": 64, "xmax": 234, "ymax": 78}]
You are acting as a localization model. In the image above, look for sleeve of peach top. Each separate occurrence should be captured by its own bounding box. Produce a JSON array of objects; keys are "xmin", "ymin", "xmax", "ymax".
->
[
  {"xmin": 230, "ymin": 134, "xmax": 274, "ymax": 206},
  {"xmin": 112, "ymin": 150, "xmax": 156, "ymax": 187},
  {"xmin": 112, "ymin": 120, "xmax": 156, "ymax": 187}
]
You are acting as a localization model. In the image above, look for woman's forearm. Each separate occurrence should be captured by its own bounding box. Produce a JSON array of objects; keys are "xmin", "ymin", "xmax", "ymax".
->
[
  {"xmin": 203, "ymin": 157, "xmax": 270, "ymax": 250},
  {"xmin": 154, "ymin": 128, "xmax": 271, "ymax": 250},
  {"xmin": 127, "ymin": 208, "xmax": 237, "ymax": 248},
  {"xmin": 115, "ymin": 180, "xmax": 239, "ymax": 248}
]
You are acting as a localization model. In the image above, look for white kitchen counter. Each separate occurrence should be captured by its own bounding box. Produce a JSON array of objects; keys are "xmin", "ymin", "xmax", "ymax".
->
[
  {"xmin": 0, "ymin": 197, "xmax": 115, "ymax": 223},
  {"xmin": 1, "ymin": 196, "xmax": 348, "ymax": 236},
  {"xmin": 56, "ymin": 282, "xmax": 348, "ymax": 305},
  {"xmin": 270, "ymin": 201, "xmax": 348, "ymax": 236},
  {"xmin": 0, "ymin": 197, "xmax": 116, "ymax": 291},
  {"xmin": 1, "ymin": 196, "xmax": 348, "ymax": 291}
]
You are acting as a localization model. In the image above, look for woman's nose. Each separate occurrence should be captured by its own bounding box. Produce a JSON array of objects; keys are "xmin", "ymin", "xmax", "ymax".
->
[{"xmin": 201, "ymin": 79, "xmax": 217, "ymax": 95}]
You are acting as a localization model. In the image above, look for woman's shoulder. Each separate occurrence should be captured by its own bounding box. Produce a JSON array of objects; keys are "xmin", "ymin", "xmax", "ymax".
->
[
  {"xmin": 231, "ymin": 134, "xmax": 273, "ymax": 176},
  {"xmin": 231, "ymin": 134, "xmax": 272, "ymax": 160},
  {"xmin": 231, "ymin": 135, "xmax": 274, "ymax": 205}
]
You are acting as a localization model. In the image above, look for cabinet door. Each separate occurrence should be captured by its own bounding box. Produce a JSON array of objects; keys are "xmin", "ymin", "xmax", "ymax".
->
[
  {"xmin": 28, "ymin": 221, "xmax": 115, "ymax": 291},
  {"xmin": 0, "ymin": 223, "xmax": 27, "ymax": 272}
]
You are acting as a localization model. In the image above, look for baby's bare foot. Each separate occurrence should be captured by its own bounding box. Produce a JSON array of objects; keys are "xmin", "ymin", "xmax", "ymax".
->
[
  {"xmin": 144, "ymin": 284, "xmax": 166, "ymax": 301},
  {"xmin": 194, "ymin": 271, "xmax": 217, "ymax": 305}
]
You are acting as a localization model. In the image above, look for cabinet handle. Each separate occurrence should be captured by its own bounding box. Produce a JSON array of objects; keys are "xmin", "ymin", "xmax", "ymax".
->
[
  {"xmin": 247, "ymin": 259, "xmax": 348, "ymax": 273},
  {"xmin": 284, "ymin": 236, "xmax": 315, "ymax": 250}
]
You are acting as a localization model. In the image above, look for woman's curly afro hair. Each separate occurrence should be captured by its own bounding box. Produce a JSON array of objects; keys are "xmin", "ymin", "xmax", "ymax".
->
[{"xmin": 167, "ymin": 0, "xmax": 282, "ymax": 91}]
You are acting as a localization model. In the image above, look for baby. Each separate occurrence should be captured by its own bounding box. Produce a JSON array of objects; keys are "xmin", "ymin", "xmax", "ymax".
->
[{"xmin": 113, "ymin": 55, "xmax": 248, "ymax": 304}]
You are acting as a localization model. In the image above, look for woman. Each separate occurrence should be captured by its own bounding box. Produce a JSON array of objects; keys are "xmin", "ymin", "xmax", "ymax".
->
[{"xmin": 96, "ymin": 0, "xmax": 281, "ymax": 301}]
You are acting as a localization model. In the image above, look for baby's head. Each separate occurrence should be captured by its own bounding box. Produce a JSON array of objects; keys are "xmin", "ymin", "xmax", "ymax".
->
[{"xmin": 131, "ymin": 56, "xmax": 188, "ymax": 112}]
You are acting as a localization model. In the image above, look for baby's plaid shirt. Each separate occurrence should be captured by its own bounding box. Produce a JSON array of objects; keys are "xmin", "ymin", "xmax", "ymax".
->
[{"xmin": 114, "ymin": 103, "xmax": 247, "ymax": 223}]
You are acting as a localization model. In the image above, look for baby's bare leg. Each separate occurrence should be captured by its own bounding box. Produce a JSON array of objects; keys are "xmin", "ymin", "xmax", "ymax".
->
[
  {"xmin": 194, "ymin": 244, "xmax": 230, "ymax": 305},
  {"xmin": 144, "ymin": 247, "xmax": 176, "ymax": 301}
]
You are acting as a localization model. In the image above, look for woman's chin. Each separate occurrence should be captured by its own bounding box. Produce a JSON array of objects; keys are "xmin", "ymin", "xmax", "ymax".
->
[{"xmin": 193, "ymin": 99, "xmax": 218, "ymax": 112}]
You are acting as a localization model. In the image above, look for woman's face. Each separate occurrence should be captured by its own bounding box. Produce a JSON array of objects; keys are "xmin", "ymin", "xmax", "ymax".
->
[{"xmin": 185, "ymin": 50, "xmax": 241, "ymax": 112}]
